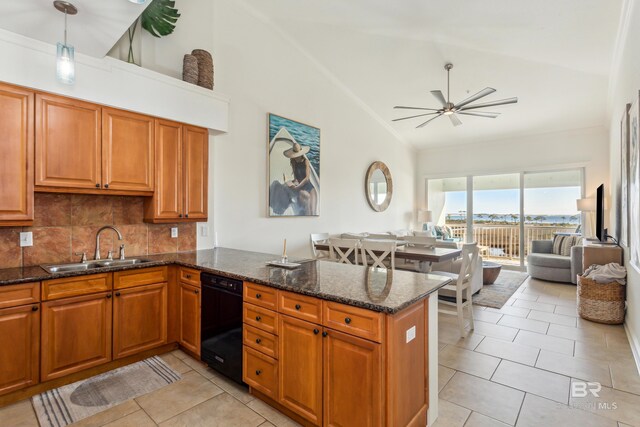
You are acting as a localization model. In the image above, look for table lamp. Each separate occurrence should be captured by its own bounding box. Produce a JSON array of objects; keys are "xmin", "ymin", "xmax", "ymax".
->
[
  {"xmin": 418, "ymin": 210, "xmax": 433, "ymax": 231},
  {"xmin": 576, "ymin": 198, "xmax": 595, "ymax": 237}
]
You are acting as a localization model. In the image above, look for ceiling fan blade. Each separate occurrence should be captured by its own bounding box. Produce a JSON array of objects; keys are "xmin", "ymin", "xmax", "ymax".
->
[
  {"xmin": 416, "ymin": 113, "xmax": 443, "ymax": 128},
  {"xmin": 454, "ymin": 87, "xmax": 496, "ymax": 109},
  {"xmin": 393, "ymin": 106, "xmax": 441, "ymax": 111},
  {"xmin": 392, "ymin": 112, "xmax": 441, "ymax": 122},
  {"xmin": 457, "ymin": 111, "xmax": 500, "ymax": 118},
  {"xmin": 449, "ymin": 114, "xmax": 462, "ymax": 127},
  {"xmin": 430, "ymin": 90, "xmax": 447, "ymax": 107},
  {"xmin": 459, "ymin": 97, "xmax": 519, "ymax": 111}
]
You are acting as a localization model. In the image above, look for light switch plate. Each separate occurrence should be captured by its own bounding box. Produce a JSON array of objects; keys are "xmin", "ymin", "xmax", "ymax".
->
[
  {"xmin": 406, "ymin": 326, "xmax": 416, "ymax": 343},
  {"xmin": 19, "ymin": 232, "xmax": 33, "ymax": 247},
  {"xmin": 200, "ymin": 225, "xmax": 209, "ymax": 237},
  {"xmin": 171, "ymin": 227, "xmax": 178, "ymax": 238}
]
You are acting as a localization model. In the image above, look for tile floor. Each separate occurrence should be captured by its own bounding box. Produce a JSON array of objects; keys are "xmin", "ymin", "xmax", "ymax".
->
[
  {"xmin": 436, "ymin": 276, "xmax": 640, "ymax": 427},
  {"xmin": 1, "ymin": 276, "xmax": 639, "ymax": 426}
]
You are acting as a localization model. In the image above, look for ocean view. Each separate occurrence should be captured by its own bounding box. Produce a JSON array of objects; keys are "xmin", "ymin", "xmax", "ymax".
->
[{"xmin": 445, "ymin": 213, "xmax": 580, "ymax": 225}]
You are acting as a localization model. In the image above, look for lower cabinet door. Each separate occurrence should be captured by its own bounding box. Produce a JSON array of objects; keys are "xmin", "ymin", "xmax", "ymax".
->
[
  {"xmin": 243, "ymin": 346, "xmax": 278, "ymax": 399},
  {"xmin": 113, "ymin": 282, "xmax": 167, "ymax": 359},
  {"xmin": 0, "ymin": 304, "xmax": 39, "ymax": 395},
  {"xmin": 179, "ymin": 282, "xmax": 200, "ymax": 356},
  {"xmin": 323, "ymin": 329, "xmax": 383, "ymax": 427},
  {"xmin": 278, "ymin": 315, "xmax": 322, "ymax": 425},
  {"xmin": 41, "ymin": 292, "xmax": 112, "ymax": 381}
]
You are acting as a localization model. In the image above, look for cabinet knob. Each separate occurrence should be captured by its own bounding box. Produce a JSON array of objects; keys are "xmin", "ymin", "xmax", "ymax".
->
[
  {"xmin": 115, "ymin": 292, "xmax": 121, "ymax": 297},
  {"xmin": 344, "ymin": 317, "xmax": 352, "ymax": 324},
  {"xmin": 95, "ymin": 183, "xmax": 100, "ymax": 188},
  {"xmin": 194, "ymin": 289, "xmax": 199, "ymax": 294},
  {"xmin": 255, "ymin": 370, "xmax": 262, "ymax": 376},
  {"xmin": 186, "ymin": 274, "xmax": 192, "ymax": 279},
  {"xmin": 322, "ymin": 331, "xmax": 328, "ymax": 337},
  {"xmin": 255, "ymin": 316, "xmax": 261, "ymax": 321},
  {"xmin": 106, "ymin": 294, "xmax": 112, "ymax": 299},
  {"xmin": 179, "ymin": 214, "xmax": 183, "ymax": 218},
  {"xmin": 256, "ymin": 338, "xmax": 262, "ymax": 344},
  {"xmin": 256, "ymin": 293, "xmax": 262, "ymax": 299},
  {"xmin": 185, "ymin": 214, "xmax": 189, "ymax": 218},
  {"xmin": 313, "ymin": 328, "xmax": 319, "ymax": 335},
  {"xmin": 104, "ymin": 184, "xmax": 109, "ymax": 189},
  {"xmin": 32, "ymin": 305, "xmax": 38, "ymax": 312},
  {"xmin": 295, "ymin": 304, "xmax": 301, "ymax": 310}
]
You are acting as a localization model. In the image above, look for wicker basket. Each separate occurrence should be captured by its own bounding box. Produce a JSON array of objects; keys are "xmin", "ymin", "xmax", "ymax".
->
[
  {"xmin": 182, "ymin": 54, "xmax": 199, "ymax": 85},
  {"xmin": 577, "ymin": 275, "xmax": 626, "ymax": 324},
  {"xmin": 191, "ymin": 49, "xmax": 213, "ymax": 90}
]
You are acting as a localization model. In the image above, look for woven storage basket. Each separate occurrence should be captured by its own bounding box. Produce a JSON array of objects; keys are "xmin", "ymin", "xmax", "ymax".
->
[
  {"xmin": 182, "ymin": 54, "xmax": 199, "ymax": 85},
  {"xmin": 191, "ymin": 49, "xmax": 213, "ymax": 90},
  {"xmin": 577, "ymin": 275, "xmax": 625, "ymax": 324}
]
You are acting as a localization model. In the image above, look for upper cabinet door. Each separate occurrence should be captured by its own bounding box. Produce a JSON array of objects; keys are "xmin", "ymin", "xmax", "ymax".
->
[
  {"xmin": 102, "ymin": 108, "xmax": 154, "ymax": 193},
  {"xmin": 36, "ymin": 93, "xmax": 101, "ymax": 189},
  {"xmin": 146, "ymin": 119, "xmax": 182, "ymax": 220},
  {"xmin": 183, "ymin": 125, "xmax": 208, "ymax": 220},
  {"xmin": 0, "ymin": 83, "xmax": 34, "ymax": 224}
]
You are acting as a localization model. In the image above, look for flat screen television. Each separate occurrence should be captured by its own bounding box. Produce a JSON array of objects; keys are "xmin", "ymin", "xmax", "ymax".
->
[{"xmin": 596, "ymin": 184, "xmax": 606, "ymax": 242}]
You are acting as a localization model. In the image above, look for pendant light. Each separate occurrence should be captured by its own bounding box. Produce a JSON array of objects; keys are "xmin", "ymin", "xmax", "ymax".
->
[{"xmin": 53, "ymin": 1, "xmax": 78, "ymax": 85}]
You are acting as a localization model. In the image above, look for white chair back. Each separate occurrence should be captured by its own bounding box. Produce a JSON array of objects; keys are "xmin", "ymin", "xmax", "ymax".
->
[
  {"xmin": 310, "ymin": 233, "xmax": 330, "ymax": 259},
  {"xmin": 404, "ymin": 236, "xmax": 436, "ymax": 248},
  {"xmin": 360, "ymin": 239, "xmax": 396, "ymax": 269},
  {"xmin": 458, "ymin": 242, "xmax": 480, "ymax": 288},
  {"xmin": 328, "ymin": 238, "xmax": 360, "ymax": 265}
]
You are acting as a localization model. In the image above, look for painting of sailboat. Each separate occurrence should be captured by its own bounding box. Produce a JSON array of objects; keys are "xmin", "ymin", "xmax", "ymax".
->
[{"xmin": 268, "ymin": 114, "xmax": 320, "ymax": 217}]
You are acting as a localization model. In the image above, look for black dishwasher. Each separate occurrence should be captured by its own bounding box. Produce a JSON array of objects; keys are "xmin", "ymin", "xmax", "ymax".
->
[{"xmin": 201, "ymin": 273, "xmax": 244, "ymax": 385}]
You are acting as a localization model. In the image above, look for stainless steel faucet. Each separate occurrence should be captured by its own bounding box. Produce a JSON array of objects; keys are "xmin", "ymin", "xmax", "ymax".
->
[{"xmin": 95, "ymin": 226, "xmax": 123, "ymax": 260}]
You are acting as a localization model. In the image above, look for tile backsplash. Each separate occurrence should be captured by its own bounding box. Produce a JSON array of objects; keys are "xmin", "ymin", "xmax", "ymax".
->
[{"xmin": 0, "ymin": 193, "xmax": 197, "ymax": 269}]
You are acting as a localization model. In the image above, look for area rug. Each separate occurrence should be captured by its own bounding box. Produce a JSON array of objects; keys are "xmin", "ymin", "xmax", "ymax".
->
[
  {"xmin": 32, "ymin": 356, "xmax": 181, "ymax": 427},
  {"xmin": 472, "ymin": 270, "xmax": 529, "ymax": 309}
]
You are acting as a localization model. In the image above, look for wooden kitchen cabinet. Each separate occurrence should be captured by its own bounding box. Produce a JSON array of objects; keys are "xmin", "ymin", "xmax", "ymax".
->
[
  {"xmin": 113, "ymin": 282, "xmax": 167, "ymax": 359},
  {"xmin": 41, "ymin": 292, "xmax": 113, "ymax": 381},
  {"xmin": 144, "ymin": 120, "xmax": 208, "ymax": 222},
  {"xmin": 102, "ymin": 108, "xmax": 154, "ymax": 193},
  {"xmin": 0, "ymin": 304, "xmax": 40, "ymax": 396},
  {"xmin": 179, "ymin": 282, "xmax": 200, "ymax": 356},
  {"xmin": 0, "ymin": 83, "xmax": 34, "ymax": 225},
  {"xmin": 323, "ymin": 329, "xmax": 382, "ymax": 427},
  {"xmin": 278, "ymin": 315, "xmax": 323, "ymax": 425},
  {"xmin": 35, "ymin": 93, "xmax": 101, "ymax": 190}
]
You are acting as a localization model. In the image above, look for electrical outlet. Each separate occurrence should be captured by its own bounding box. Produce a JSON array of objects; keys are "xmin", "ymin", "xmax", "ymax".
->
[
  {"xmin": 171, "ymin": 227, "xmax": 178, "ymax": 238},
  {"xmin": 406, "ymin": 326, "xmax": 416, "ymax": 343},
  {"xmin": 19, "ymin": 232, "xmax": 33, "ymax": 247},
  {"xmin": 200, "ymin": 225, "xmax": 209, "ymax": 237}
]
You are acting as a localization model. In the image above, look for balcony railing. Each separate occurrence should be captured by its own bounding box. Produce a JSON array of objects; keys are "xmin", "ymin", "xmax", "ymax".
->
[{"xmin": 445, "ymin": 223, "xmax": 577, "ymax": 264}]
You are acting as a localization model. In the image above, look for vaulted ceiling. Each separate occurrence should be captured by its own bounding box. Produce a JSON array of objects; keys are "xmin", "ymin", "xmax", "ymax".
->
[{"xmin": 249, "ymin": 0, "xmax": 623, "ymax": 148}]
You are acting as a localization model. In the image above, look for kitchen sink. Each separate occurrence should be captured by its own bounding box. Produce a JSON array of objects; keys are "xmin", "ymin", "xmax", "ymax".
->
[{"xmin": 42, "ymin": 258, "xmax": 154, "ymax": 274}]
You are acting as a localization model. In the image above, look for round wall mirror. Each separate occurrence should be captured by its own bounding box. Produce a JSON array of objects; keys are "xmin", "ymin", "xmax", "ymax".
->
[{"xmin": 365, "ymin": 161, "xmax": 393, "ymax": 212}]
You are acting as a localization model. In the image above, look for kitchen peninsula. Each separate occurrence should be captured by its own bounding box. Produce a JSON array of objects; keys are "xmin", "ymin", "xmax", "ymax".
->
[{"xmin": 0, "ymin": 248, "xmax": 448, "ymax": 426}]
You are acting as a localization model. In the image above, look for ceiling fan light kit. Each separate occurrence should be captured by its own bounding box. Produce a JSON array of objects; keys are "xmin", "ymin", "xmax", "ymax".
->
[{"xmin": 393, "ymin": 63, "xmax": 518, "ymax": 128}]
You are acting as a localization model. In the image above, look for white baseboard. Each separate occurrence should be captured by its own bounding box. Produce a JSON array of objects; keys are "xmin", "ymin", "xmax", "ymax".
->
[{"xmin": 625, "ymin": 322, "xmax": 640, "ymax": 374}]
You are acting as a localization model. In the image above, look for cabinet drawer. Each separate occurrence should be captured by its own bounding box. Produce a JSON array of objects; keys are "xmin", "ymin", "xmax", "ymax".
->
[
  {"xmin": 43, "ymin": 273, "xmax": 112, "ymax": 301},
  {"xmin": 244, "ymin": 282, "xmax": 277, "ymax": 310},
  {"xmin": 243, "ymin": 303, "xmax": 278, "ymax": 335},
  {"xmin": 243, "ymin": 324, "xmax": 278, "ymax": 359},
  {"xmin": 322, "ymin": 301, "xmax": 383, "ymax": 343},
  {"xmin": 278, "ymin": 291, "xmax": 321, "ymax": 324},
  {"xmin": 179, "ymin": 267, "xmax": 201, "ymax": 287},
  {"xmin": 243, "ymin": 346, "xmax": 278, "ymax": 400},
  {"xmin": 0, "ymin": 282, "xmax": 40, "ymax": 309},
  {"xmin": 114, "ymin": 266, "xmax": 168, "ymax": 290}
]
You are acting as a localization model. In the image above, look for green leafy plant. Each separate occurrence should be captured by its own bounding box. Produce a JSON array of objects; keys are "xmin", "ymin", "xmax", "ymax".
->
[{"xmin": 141, "ymin": 0, "xmax": 181, "ymax": 38}]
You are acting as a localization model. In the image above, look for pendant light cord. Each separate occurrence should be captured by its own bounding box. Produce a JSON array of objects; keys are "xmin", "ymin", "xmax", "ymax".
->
[{"xmin": 64, "ymin": 8, "xmax": 67, "ymax": 45}]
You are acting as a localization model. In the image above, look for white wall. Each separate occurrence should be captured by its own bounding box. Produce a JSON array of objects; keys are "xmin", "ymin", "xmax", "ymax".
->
[
  {"xmin": 608, "ymin": 0, "xmax": 640, "ymax": 366},
  {"xmin": 417, "ymin": 126, "xmax": 610, "ymax": 209},
  {"xmin": 209, "ymin": 0, "xmax": 416, "ymax": 257}
]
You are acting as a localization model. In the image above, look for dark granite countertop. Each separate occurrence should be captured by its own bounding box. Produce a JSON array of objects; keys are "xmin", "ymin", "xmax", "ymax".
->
[{"xmin": 0, "ymin": 248, "xmax": 451, "ymax": 314}]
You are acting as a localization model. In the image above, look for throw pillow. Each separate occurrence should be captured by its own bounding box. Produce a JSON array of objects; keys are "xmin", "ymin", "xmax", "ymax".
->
[{"xmin": 552, "ymin": 235, "xmax": 574, "ymax": 256}]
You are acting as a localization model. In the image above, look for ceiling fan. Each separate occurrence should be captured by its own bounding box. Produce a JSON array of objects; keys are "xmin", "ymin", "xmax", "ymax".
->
[{"xmin": 393, "ymin": 63, "xmax": 518, "ymax": 128}]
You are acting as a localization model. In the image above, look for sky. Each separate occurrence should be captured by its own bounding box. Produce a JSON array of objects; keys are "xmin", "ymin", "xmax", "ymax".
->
[{"xmin": 445, "ymin": 186, "xmax": 581, "ymax": 215}]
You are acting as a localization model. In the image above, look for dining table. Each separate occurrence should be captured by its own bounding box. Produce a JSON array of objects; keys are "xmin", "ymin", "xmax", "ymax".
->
[{"xmin": 313, "ymin": 241, "xmax": 462, "ymax": 272}]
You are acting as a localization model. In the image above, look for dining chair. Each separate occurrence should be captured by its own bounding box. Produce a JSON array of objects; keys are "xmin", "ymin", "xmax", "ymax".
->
[
  {"xmin": 310, "ymin": 233, "xmax": 330, "ymax": 260},
  {"xmin": 396, "ymin": 236, "xmax": 436, "ymax": 272},
  {"xmin": 328, "ymin": 238, "xmax": 360, "ymax": 265},
  {"xmin": 360, "ymin": 239, "xmax": 396, "ymax": 269},
  {"xmin": 433, "ymin": 242, "xmax": 479, "ymax": 337}
]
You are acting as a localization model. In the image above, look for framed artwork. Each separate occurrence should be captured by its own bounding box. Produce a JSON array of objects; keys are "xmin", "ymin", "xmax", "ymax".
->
[
  {"xmin": 267, "ymin": 113, "xmax": 320, "ymax": 217},
  {"xmin": 629, "ymin": 95, "xmax": 640, "ymax": 272},
  {"xmin": 620, "ymin": 103, "xmax": 631, "ymax": 246}
]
